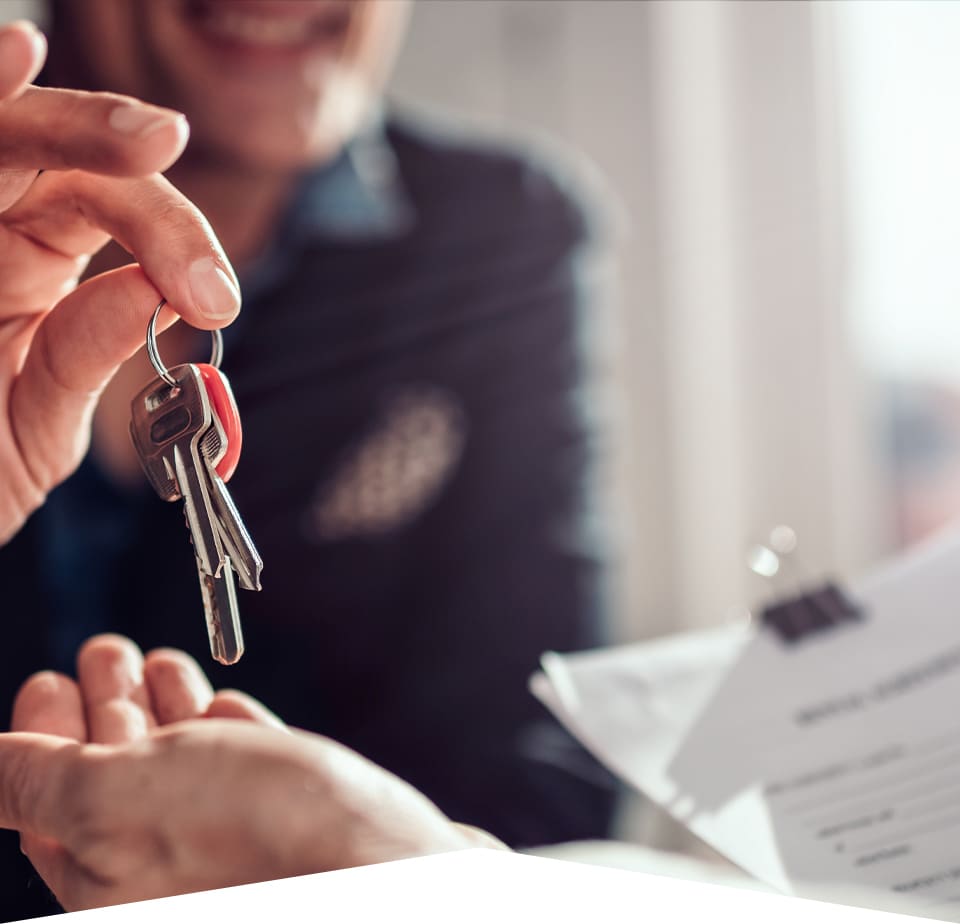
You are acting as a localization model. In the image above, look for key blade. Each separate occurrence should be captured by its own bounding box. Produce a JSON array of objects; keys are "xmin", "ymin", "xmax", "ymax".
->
[
  {"xmin": 174, "ymin": 443, "xmax": 224, "ymax": 577},
  {"xmin": 195, "ymin": 388, "xmax": 261, "ymax": 590},
  {"xmin": 206, "ymin": 468, "xmax": 263, "ymax": 591},
  {"xmin": 198, "ymin": 555, "xmax": 245, "ymax": 665}
]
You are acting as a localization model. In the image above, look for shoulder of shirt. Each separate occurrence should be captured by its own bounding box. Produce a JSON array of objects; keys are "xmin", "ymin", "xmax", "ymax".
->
[{"xmin": 382, "ymin": 105, "xmax": 615, "ymax": 250}]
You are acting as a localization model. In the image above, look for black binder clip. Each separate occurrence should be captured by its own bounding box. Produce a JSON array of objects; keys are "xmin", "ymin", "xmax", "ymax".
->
[
  {"xmin": 748, "ymin": 526, "xmax": 864, "ymax": 645},
  {"xmin": 761, "ymin": 581, "xmax": 863, "ymax": 644}
]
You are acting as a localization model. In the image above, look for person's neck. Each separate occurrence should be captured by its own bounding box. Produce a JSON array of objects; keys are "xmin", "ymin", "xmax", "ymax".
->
[{"xmin": 166, "ymin": 157, "xmax": 299, "ymax": 272}]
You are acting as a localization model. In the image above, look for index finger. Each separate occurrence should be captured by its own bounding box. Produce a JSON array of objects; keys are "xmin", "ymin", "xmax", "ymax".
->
[
  {"xmin": 1, "ymin": 86, "xmax": 189, "ymax": 177},
  {"xmin": 0, "ymin": 20, "xmax": 189, "ymax": 180}
]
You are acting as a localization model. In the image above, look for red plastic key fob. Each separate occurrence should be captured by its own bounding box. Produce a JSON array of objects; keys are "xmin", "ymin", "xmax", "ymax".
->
[{"xmin": 196, "ymin": 363, "xmax": 242, "ymax": 482}]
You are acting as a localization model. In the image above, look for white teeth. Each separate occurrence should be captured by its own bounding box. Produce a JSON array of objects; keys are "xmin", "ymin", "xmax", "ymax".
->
[{"xmin": 203, "ymin": 9, "xmax": 314, "ymax": 46}]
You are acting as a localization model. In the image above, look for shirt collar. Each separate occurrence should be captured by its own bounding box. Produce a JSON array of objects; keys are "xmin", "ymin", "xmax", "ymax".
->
[
  {"xmin": 237, "ymin": 114, "xmax": 413, "ymax": 306},
  {"xmin": 286, "ymin": 112, "xmax": 414, "ymax": 243}
]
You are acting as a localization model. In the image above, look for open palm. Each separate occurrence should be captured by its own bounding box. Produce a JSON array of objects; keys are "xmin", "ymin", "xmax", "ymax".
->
[{"xmin": 0, "ymin": 635, "xmax": 494, "ymax": 910}]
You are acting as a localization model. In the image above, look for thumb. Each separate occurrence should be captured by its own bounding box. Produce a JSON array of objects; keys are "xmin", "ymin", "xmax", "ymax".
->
[
  {"xmin": 9, "ymin": 263, "xmax": 177, "ymax": 503},
  {"xmin": 0, "ymin": 732, "xmax": 77, "ymax": 837}
]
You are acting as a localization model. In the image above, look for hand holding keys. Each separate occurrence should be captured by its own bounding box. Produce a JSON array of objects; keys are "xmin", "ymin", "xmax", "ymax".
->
[{"xmin": 130, "ymin": 301, "xmax": 262, "ymax": 664}]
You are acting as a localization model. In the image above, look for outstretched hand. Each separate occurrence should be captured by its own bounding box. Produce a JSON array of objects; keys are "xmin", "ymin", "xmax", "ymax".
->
[
  {"xmin": 0, "ymin": 20, "xmax": 242, "ymax": 543},
  {"xmin": 1, "ymin": 635, "xmax": 501, "ymax": 910}
]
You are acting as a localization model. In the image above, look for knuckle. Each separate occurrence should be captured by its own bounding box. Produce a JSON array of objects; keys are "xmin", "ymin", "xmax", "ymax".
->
[
  {"xmin": 62, "ymin": 754, "xmax": 104, "ymax": 829},
  {"xmin": 108, "ymin": 177, "xmax": 213, "ymax": 252},
  {"xmin": 1, "ymin": 746, "xmax": 36, "ymax": 825},
  {"xmin": 19, "ymin": 742, "xmax": 84, "ymax": 835},
  {"xmin": 150, "ymin": 195, "xmax": 206, "ymax": 237}
]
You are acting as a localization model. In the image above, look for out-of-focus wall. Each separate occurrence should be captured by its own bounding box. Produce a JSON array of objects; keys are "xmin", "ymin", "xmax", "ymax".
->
[{"xmin": 0, "ymin": 0, "xmax": 34, "ymax": 20}]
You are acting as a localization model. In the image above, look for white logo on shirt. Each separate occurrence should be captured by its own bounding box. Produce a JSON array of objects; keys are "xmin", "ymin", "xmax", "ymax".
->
[{"xmin": 308, "ymin": 385, "xmax": 467, "ymax": 541}]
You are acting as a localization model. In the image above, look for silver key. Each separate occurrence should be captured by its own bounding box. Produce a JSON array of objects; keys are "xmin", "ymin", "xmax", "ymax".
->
[
  {"xmin": 207, "ymin": 472, "xmax": 263, "ymax": 591},
  {"xmin": 196, "ymin": 406, "xmax": 254, "ymax": 661},
  {"xmin": 201, "ymin": 552, "xmax": 244, "ymax": 665},
  {"xmin": 130, "ymin": 364, "xmax": 244, "ymax": 664},
  {"xmin": 198, "ymin": 411, "xmax": 263, "ymax": 591},
  {"xmin": 131, "ymin": 364, "xmax": 225, "ymax": 576}
]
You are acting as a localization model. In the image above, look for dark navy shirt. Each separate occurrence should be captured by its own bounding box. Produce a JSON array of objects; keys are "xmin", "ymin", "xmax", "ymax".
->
[{"xmin": 0, "ymin": 113, "xmax": 617, "ymax": 918}]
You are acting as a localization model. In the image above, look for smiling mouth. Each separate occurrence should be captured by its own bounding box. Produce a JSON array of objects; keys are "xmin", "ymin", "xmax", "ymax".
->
[{"xmin": 183, "ymin": 0, "xmax": 353, "ymax": 50}]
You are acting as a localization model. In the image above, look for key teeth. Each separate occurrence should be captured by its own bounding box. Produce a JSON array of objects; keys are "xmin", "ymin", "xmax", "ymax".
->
[{"xmin": 183, "ymin": 487, "xmax": 225, "ymax": 575}]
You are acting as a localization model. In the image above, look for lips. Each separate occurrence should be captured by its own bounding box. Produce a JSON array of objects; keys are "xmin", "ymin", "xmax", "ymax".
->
[{"xmin": 183, "ymin": 0, "xmax": 352, "ymax": 51}]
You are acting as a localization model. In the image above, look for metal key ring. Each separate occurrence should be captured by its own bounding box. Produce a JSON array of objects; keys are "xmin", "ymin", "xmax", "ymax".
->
[{"xmin": 146, "ymin": 299, "xmax": 224, "ymax": 387}]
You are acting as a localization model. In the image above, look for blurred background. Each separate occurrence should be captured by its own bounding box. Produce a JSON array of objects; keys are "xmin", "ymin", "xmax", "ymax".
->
[
  {"xmin": 4, "ymin": 0, "xmax": 960, "ymax": 854},
  {"xmin": 393, "ymin": 0, "xmax": 960, "ymax": 641}
]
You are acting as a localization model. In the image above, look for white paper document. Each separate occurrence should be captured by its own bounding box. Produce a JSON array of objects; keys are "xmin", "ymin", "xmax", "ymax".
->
[{"xmin": 532, "ymin": 530, "xmax": 960, "ymax": 919}]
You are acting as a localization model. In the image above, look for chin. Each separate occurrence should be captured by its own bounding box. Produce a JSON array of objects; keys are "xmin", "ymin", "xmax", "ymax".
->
[
  {"xmin": 185, "ymin": 74, "xmax": 372, "ymax": 173},
  {"xmin": 195, "ymin": 129, "xmax": 345, "ymax": 173}
]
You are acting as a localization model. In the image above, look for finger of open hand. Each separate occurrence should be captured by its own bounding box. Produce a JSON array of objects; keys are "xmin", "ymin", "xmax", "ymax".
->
[
  {"xmin": 0, "ymin": 22, "xmax": 45, "ymax": 101},
  {"xmin": 0, "ymin": 86, "xmax": 188, "ymax": 177},
  {"xmin": 77, "ymin": 635, "xmax": 155, "ymax": 744},
  {"xmin": 3, "ymin": 169, "xmax": 240, "ymax": 327},
  {"xmin": 204, "ymin": 690, "xmax": 288, "ymax": 730},
  {"xmin": 12, "ymin": 671, "xmax": 87, "ymax": 742},
  {"xmin": 144, "ymin": 649, "xmax": 214, "ymax": 726}
]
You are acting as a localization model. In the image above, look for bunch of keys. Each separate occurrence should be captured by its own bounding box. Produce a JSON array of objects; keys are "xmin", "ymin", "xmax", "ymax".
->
[{"xmin": 129, "ymin": 300, "xmax": 263, "ymax": 665}]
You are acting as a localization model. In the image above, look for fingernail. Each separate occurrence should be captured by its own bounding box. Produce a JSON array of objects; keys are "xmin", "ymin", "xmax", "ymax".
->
[
  {"xmin": 109, "ymin": 103, "xmax": 187, "ymax": 139},
  {"xmin": 188, "ymin": 257, "xmax": 242, "ymax": 320}
]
